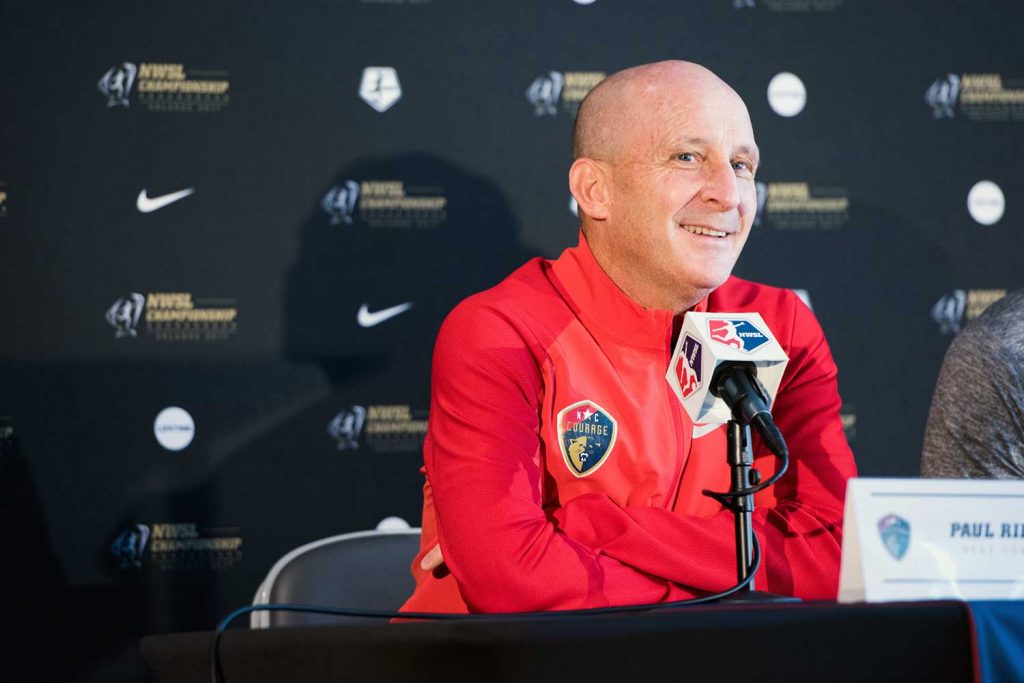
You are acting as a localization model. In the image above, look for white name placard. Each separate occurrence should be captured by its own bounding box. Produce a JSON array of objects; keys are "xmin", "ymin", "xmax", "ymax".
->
[{"xmin": 839, "ymin": 477, "xmax": 1024, "ymax": 602}]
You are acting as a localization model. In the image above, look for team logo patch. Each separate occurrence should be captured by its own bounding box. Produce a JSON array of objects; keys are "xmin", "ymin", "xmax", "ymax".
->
[
  {"xmin": 675, "ymin": 334, "xmax": 703, "ymax": 399},
  {"xmin": 708, "ymin": 319, "xmax": 769, "ymax": 353},
  {"xmin": 878, "ymin": 514, "xmax": 911, "ymax": 561},
  {"xmin": 557, "ymin": 400, "xmax": 617, "ymax": 477}
]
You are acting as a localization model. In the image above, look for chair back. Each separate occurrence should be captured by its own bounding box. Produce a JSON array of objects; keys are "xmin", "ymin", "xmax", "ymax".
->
[{"xmin": 251, "ymin": 527, "xmax": 421, "ymax": 627}]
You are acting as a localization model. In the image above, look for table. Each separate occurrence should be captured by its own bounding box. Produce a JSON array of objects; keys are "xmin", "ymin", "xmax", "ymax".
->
[{"xmin": 140, "ymin": 600, "xmax": 993, "ymax": 683}]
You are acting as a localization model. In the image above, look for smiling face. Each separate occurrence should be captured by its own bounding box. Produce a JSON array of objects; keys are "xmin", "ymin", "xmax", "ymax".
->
[{"xmin": 571, "ymin": 62, "xmax": 760, "ymax": 312}]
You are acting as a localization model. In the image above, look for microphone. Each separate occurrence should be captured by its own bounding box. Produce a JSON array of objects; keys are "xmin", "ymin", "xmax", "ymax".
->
[
  {"xmin": 710, "ymin": 363, "xmax": 788, "ymax": 458},
  {"xmin": 666, "ymin": 313, "xmax": 790, "ymax": 457}
]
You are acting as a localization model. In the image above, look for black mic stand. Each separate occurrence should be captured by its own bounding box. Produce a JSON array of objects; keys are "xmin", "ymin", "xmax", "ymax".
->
[{"xmin": 719, "ymin": 419, "xmax": 799, "ymax": 603}]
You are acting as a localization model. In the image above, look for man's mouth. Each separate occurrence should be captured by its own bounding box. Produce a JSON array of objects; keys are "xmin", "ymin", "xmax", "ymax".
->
[{"xmin": 681, "ymin": 224, "xmax": 728, "ymax": 238}]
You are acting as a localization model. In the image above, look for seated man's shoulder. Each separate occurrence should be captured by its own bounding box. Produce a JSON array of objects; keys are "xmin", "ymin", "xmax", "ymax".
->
[
  {"xmin": 971, "ymin": 288, "xmax": 1024, "ymax": 337},
  {"xmin": 710, "ymin": 277, "xmax": 826, "ymax": 355},
  {"xmin": 947, "ymin": 288, "xmax": 1024, "ymax": 362},
  {"xmin": 710, "ymin": 276, "xmax": 808, "ymax": 319},
  {"xmin": 439, "ymin": 256, "xmax": 568, "ymax": 350}
]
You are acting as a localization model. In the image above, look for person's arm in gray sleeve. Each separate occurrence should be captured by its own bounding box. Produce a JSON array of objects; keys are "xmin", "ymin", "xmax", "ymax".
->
[{"xmin": 921, "ymin": 314, "xmax": 1024, "ymax": 479}]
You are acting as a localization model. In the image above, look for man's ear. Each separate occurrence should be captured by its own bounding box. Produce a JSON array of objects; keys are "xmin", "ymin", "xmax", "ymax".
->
[{"xmin": 569, "ymin": 158, "xmax": 610, "ymax": 221}]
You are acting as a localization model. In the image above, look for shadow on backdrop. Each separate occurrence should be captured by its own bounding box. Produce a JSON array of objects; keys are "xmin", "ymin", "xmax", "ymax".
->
[
  {"xmin": 736, "ymin": 200, "xmax": 954, "ymax": 476},
  {"xmin": 284, "ymin": 152, "xmax": 537, "ymax": 396},
  {"xmin": 1, "ymin": 419, "xmax": 68, "ymax": 679}
]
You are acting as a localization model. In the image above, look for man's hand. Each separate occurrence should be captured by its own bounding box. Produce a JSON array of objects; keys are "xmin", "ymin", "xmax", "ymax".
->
[{"xmin": 420, "ymin": 543, "xmax": 445, "ymax": 571}]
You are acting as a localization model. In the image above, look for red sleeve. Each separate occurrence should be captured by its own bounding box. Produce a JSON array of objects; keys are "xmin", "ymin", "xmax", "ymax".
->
[
  {"xmin": 426, "ymin": 299, "xmax": 697, "ymax": 612},
  {"xmin": 553, "ymin": 296, "xmax": 857, "ymax": 600}
]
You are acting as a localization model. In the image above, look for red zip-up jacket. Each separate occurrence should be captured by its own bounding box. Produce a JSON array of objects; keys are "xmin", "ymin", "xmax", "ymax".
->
[{"xmin": 400, "ymin": 234, "xmax": 857, "ymax": 613}]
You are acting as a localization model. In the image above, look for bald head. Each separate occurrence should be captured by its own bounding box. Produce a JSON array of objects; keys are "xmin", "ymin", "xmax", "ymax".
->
[
  {"xmin": 566, "ymin": 60, "xmax": 759, "ymax": 313},
  {"xmin": 572, "ymin": 61, "xmax": 744, "ymax": 161}
]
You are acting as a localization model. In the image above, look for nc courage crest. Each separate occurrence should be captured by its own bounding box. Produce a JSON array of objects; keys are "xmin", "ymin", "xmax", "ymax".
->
[{"xmin": 557, "ymin": 400, "xmax": 618, "ymax": 477}]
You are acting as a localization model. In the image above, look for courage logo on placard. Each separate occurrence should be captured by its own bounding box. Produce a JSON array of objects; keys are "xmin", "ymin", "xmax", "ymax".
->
[
  {"xmin": 878, "ymin": 514, "xmax": 910, "ymax": 561},
  {"xmin": 557, "ymin": 400, "xmax": 617, "ymax": 477}
]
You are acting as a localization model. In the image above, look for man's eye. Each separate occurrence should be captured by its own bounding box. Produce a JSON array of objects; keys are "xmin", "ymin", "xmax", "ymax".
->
[
  {"xmin": 732, "ymin": 160, "xmax": 754, "ymax": 173},
  {"xmin": 678, "ymin": 152, "xmax": 698, "ymax": 163}
]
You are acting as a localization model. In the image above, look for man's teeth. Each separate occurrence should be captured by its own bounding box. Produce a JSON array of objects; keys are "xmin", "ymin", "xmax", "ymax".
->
[{"xmin": 682, "ymin": 224, "xmax": 727, "ymax": 238}]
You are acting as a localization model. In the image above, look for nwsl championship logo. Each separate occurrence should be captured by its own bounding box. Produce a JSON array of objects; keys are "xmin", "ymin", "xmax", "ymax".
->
[
  {"xmin": 753, "ymin": 181, "xmax": 768, "ymax": 226},
  {"xmin": 327, "ymin": 406, "xmax": 367, "ymax": 450},
  {"xmin": 708, "ymin": 319, "xmax": 769, "ymax": 353},
  {"xmin": 111, "ymin": 524, "xmax": 151, "ymax": 569},
  {"xmin": 926, "ymin": 74, "xmax": 960, "ymax": 119},
  {"xmin": 526, "ymin": 71, "xmax": 604, "ymax": 117},
  {"xmin": 106, "ymin": 293, "xmax": 145, "ymax": 337},
  {"xmin": 932, "ymin": 290, "xmax": 966, "ymax": 334},
  {"xmin": 321, "ymin": 181, "xmax": 360, "ymax": 225},
  {"xmin": 527, "ymin": 72, "xmax": 564, "ymax": 116},
  {"xmin": 98, "ymin": 62, "xmax": 138, "ymax": 107}
]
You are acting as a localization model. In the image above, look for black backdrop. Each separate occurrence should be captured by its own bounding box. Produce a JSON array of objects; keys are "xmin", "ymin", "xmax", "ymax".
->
[{"xmin": 1, "ymin": 0, "xmax": 1022, "ymax": 677}]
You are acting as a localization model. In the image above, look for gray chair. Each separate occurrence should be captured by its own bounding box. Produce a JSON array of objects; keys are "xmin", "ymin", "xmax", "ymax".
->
[{"xmin": 251, "ymin": 521, "xmax": 422, "ymax": 628}]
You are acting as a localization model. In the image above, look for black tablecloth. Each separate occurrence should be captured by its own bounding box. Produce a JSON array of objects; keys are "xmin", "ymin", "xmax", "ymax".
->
[{"xmin": 140, "ymin": 601, "xmax": 976, "ymax": 683}]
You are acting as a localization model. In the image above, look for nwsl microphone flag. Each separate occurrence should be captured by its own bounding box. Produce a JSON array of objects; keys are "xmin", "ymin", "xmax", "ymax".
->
[{"xmin": 666, "ymin": 312, "xmax": 789, "ymax": 427}]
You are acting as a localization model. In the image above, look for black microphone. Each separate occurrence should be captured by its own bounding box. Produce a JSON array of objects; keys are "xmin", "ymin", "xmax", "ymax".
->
[{"xmin": 710, "ymin": 362, "xmax": 789, "ymax": 459}]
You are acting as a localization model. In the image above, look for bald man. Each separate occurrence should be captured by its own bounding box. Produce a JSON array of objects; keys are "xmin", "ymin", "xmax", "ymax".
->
[{"xmin": 400, "ymin": 61, "xmax": 856, "ymax": 613}]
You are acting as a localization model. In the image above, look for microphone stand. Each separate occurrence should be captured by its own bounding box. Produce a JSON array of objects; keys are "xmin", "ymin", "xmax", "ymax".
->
[{"xmin": 720, "ymin": 419, "xmax": 799, "ymax": 603}]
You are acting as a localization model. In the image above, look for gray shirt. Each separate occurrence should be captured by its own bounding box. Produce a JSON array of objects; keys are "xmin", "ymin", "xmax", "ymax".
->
[{"xmin": 921, "ymin": 288, "xmax": 1024, "ymax": 479}]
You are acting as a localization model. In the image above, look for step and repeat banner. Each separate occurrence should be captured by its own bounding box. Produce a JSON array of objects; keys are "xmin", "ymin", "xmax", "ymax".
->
[{"xmin": 1, "ymin": 0, "xmax": 1021, "ymax": 651}]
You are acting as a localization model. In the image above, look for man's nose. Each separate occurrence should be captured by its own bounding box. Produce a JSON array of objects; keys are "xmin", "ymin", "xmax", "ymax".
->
[{"xmin": 699, "ymin": 160, "xmax": 740, "ymax": 211}]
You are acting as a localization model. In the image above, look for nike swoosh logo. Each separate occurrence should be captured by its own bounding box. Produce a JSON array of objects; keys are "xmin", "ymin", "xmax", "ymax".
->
[
  {"xmin": 357, "ymin": 302, "xmax": 413, "ymax": 328},
  {"xmin": 137, "ymin": 187, "xmax": 195, "ymax": 213}
]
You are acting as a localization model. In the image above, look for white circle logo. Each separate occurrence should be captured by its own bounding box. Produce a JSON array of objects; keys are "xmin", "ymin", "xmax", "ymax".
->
[
  {"xmin": 967, "ymin": 180, "xmax": 1005, "ymax": 225},
  {"xmin": 154, "ymin": 407, "xmax": 195, "ymax": 451},
  {"xmin": 767, "ymin": 72, "xmax": 807, "ymax": 117},
  {"xmin": 376, "ymin": 516, "xmax": 411, "ymax": 531}
]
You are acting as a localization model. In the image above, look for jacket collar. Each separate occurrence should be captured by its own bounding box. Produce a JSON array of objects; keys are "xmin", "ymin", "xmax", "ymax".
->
[{"xmin": 549, "ymin": 232, "xmax": 709, "ymax": 352}]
